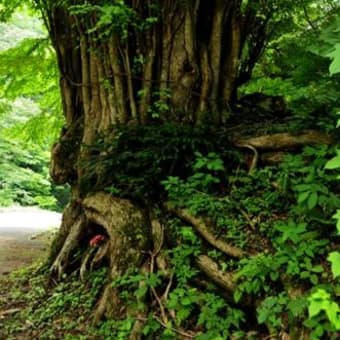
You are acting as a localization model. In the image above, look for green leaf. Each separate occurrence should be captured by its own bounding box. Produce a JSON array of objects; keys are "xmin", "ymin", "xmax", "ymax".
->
[
  {"xmin": 234, "ymin": 291, "xmax": 242, "ymax": 303},
  {"xmin": 308, "ymin": 299, "xmax": 323, "ymax": 318},
  {"xmin": 333, "ymin": 210, "xmax": 340, "ymax": 234},
  {"xmin": 181, "ymin": 297, "xmax": 193, "ymax": 306},
  {"xmin": 328, "ymin": 252, "xmax": 340, "ymax": 279},
  {"xmin": 328, "ymin": 44, "xmax": 340, "ymax": 75},
  {"xmin": 311, "ymin": 265, "xmax": 324, "ymax": 273},
  {"xmin": 257, "ymin": 308, "xmax": 270, "ymax": 324},
  {"xmin": 307, "ymin": 191, "xmax": 318, "ymax": 210},
  {"xmin": 326, "ymin": 301, "xmax": 340, "ymax": 328},
  {"xmin": 297, "ymin": 191, "xmax": 309, "ymax": 204},
  {"xmin": 325, "ymin": 152, "xmax": 340, "ymax": 170}
]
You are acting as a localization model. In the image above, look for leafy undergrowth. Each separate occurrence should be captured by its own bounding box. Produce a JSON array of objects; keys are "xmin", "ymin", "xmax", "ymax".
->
[
  {"xmin": 0, "ymin": 264, "xmax": 109, "ymax": 339},
  {"xmin": 1, "ymin": 145, "xmax": 339, "ymax": 339},
  {"xmin": 159, "ymin": 146, "xmax": 340, "ymax": 339}
]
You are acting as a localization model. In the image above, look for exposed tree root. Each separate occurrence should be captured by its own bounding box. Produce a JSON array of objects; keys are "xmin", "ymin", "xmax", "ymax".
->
[
  {"xmin": 50, "ymin": 214, "xmax": 86, "ymax": 280},
  {"xmin": 129, "ymin": 318, "xmax": 146, "ymax": 340},
  {"xmin": 90, "ymin": 242, "xmax": 110, "ymax": 271},
  {"xmin": 79, "ymin": 247, "xmax": 96, "ymax": 282},
  {"xmin": 48, "ymin": 202, "xmax": 83, "ymax": 264},
  {"xmin": 164, "ymin": 204, "xmax": 245, "ymax": 259},
  {"xmin": 82, "ymin": 192, "xmax": 152, "ymax": 321},
  {"xmin": 235, "ymin": 130, "xmax": 334, "ymax": 150},
  {"xmin": 79, "ymin": 242, "xmax": 109, "ymax": 281},
  {"xmin": 196, "ymin": 255, "xmax": 235, "ymax": 294},
  {"xmin": 235, "ymin": 143, "xmax": 259, "ymax": 172},
  {"xmin": 260, "ymin": 151, "xmax": 286, "ymax": 165},
  {"xmin": 150, "ymin": 213, "xmax": 164, "ymax": 257},
  {"xmin": 49, "ymin": 192, "xmax": 153, "ymax": 322},
  {"xmin": 153, "ymin": 315, "xmax": 196, "ymax": 339},
  {"xmin": 150, "ymin": 213, "xmax": 171, "ymax": 277}
]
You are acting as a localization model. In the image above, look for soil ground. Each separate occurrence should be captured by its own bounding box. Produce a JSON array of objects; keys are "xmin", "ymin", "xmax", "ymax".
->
[
  {"xmin": 0, "ymin": 206, "xmax": 61, "ymax": 276},
  {"xmin": 0, "ymin": 233, "xmax": 53, "ymax": 276},
  {"xmin": 0, "ymin": 207, "xmax": 60, "ymax": 338},
  {"xmin": 0, "ymin": 231, "xmax": 55, "ymax": 340}
]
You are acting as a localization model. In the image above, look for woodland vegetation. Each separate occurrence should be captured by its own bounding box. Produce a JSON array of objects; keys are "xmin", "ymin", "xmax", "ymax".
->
[
  {"xmin": 0, "ymin": 0, "xmax": 340, "ymax": 339},
  {"xmin": 0, "ymin": 9, "xmax": 67, "ymax": 210}
]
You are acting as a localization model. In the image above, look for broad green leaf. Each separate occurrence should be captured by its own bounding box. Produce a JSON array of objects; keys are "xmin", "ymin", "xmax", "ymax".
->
[
  {"xmin": 308, "ymin": 300, "xmax": 322, "ymax": 318},
  {"xmin": 326, "ymin": 303, "xmax": 340, "ymax": 329},
  {"xmin": 307, "ymin": 191, "xmax": 318, "ymax": 210},
  {"xmin": 333, "ymin": 210, "xmax": 340, "ymax": 234},
  {"xmin": 328, "ymin": 44, "xmax": 340, "ymax": 75},
  {"xmin": 325, "ymin": 151, "xmax": 340, "ymax": 170},
  {"xmin": 328, "ymin": 252, "xmax": 340, "ymax": 279},
  {"xmin": 298, "ymin": 191, "xmax": 309, "ymax": 203}
]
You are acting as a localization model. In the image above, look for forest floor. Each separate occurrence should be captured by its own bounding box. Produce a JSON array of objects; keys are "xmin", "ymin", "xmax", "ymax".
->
[
  {"xmin": 0, "ymin": 232, "xmax": 52, "ymax": 275},
  {"xmin": 0, "ymin": 207, "xmax": 60, "ymax": 339},
  {"xmin": 0, "ymin": 206, "xmax": 61, "ymax": 275},
  {"xmin": 0, "ymin": 230, "xmax": 56, "ymax": 340},
  {"xmin": 0, "ymin": 234, "xmax": 48, "ymax": 339}
]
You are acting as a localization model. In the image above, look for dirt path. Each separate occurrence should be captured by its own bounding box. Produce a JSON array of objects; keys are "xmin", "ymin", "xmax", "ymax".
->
[
  {"xmin": 0, "ymin": 237, "xmax": 50, "ymax": 276},
  {"xmin": 0, "ymin": 207, "xmax": 61, "ymax": 276},
  {"xmin": 0, "ymin": 208, "xmax": 61, "ymax": 339}
]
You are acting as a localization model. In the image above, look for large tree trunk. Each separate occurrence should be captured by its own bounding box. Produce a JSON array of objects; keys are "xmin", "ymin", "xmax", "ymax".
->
[{"xmin": 37, "ymin": 0, "xmax": 278, "ymax": 329}]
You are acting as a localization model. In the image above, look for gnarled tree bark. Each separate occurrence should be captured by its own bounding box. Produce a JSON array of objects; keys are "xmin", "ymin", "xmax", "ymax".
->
[{"xmin": 35, "ymin": 0, "xmax": 306, "ymax": 335}]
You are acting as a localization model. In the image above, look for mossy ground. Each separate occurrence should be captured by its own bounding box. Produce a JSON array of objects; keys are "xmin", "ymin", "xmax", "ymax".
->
[
  {"xmin": 0, "ymin": 232, "xmax": 108, "ymax": 340},
  {"xmin": 0, "ymin": 231, "xmax": 90, "ymax": 340}
]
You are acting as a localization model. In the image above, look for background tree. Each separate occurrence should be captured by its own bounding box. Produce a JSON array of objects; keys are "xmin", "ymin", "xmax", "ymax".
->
[{"xmin": 0, "ymin": 6, "xmax": 67, "ymax": 209}]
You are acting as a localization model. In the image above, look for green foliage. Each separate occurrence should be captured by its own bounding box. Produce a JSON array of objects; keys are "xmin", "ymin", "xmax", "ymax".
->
[
  {"xmin": 70, "ymin": 1, "xmax": 137, "ymax": 40},
  {"xmin": 278, "ymin": 146, "xmax": 340, "ymax": 220},
  {"xmin": 328, "ymin": 252, "xmax": 340, "ymax": 279},
  {"xmin": 163, "ymin": 144, "xmax": 339, "ymax": 337},
  {"xmin": 195, "ymin": 294, "xmax": 245, "ymax": 340},
  {"xmin": 242, "ymin": 2, "xmax": 340, "ymax": 131},
  {"xmin": 162, "ymin": 152, "xmax": 227, "ymax": 208},
  {"xmin": 307, "ymin": 106, "xmax": 340, "ymax": 333},
  {"xmin": 308, "ymin": 289, "xmax": 340, "ymax": 333},
  {"xmin": 235, "ymin": 253, "xmax": 279, "ymax": 301},
  {"xmin": 96, "ymin": 318, "xmax": 135, "ymax": 340},
  {"xmin": 0, "ymin": 137, "xmax": 67, "ymax": 210},
  {"xmin": 164, "ymin": 155, "xmax": 286, "ymax": 250},
  {"xmin": 257, "ymin": 294, "xmax": 287, "ymax": 329},
  {"xmin": 0, "ymin": 9, "xmax": 44, "ymax": 50},
  {"xmin": 147, "ymin": 88, "xmax": 172, "ymax": 119},
  {"xmin": 0, "ymin": 0, "xmax": 24, "ymax": 21},
  {"xmin": 104, "ymin": 222, "xmax": 246, "ymax": 339},
  {"xmin": 2, "ymin": 265, "xmax": 108, "ymax": 338},
  {"xmin": 0, "ymin": 1, "xmax": 339, "ymax": 339},
  {"xmin": 70, "ymin": 0, "xmax": 159, "ymax": 41},
  {"xmin": 0, "ymin": 8, "xmax": 66, "ymax": 210},
  {"xmin": 0, "ymin": 36, "xmax": 62, "ymax": 144},
  {"xmin": 310, "ymin": 11, "xmax": 340, "ymax": 75}
]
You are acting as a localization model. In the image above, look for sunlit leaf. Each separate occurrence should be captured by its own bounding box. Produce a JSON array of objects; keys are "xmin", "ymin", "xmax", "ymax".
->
[{"xmin": 328, "ymin": 252, "xmax": 340, "ymax": 279}]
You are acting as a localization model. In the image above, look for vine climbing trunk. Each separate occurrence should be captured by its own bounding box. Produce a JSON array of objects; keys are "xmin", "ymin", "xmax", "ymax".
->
[{"xmin": 36, "ymin": 0, "xmax": 275, "ymax": 323}]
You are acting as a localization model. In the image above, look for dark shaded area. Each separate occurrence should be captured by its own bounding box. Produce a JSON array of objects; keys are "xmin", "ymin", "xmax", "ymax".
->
[{"xmin": 80, "ymin": 123, "xmax": 240, "ymax": 201}]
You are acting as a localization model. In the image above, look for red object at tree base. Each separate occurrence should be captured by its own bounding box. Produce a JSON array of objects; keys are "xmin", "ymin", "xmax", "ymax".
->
[{"xmin": 89, "ymin": 234, "xmax": 106, "ymax": 247}]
